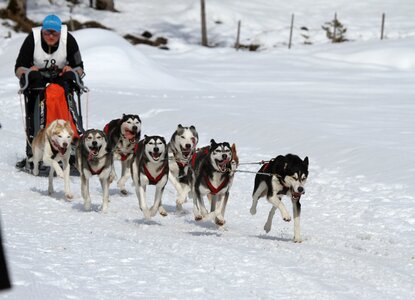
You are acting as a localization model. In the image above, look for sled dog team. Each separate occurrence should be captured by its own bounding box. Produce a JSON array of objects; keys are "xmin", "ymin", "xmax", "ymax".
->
[{"xmin": 30, "ymin": 114, "xmax": 309, "ymax": 242}]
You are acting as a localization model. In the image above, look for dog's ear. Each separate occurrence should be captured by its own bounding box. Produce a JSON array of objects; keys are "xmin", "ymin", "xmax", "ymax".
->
[
  {"xmin": 210, "ymin": 139, "xmax": 217, "ymax": 147},
  {"xmin": 303, "ymin": 156, "xmax": 309, "ymax": 168},
  {"xmin": 190, "ymin": 125, "xmax": 196, "ymax": 130},
  {"xmin": 177, "ymin": 124, "xmax": 183, "ymax": 129}
]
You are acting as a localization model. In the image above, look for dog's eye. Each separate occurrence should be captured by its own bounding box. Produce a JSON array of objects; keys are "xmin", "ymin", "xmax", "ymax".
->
[{"xmin": 97, "ymin": 136, "xmax": 102, "ymax": 140}]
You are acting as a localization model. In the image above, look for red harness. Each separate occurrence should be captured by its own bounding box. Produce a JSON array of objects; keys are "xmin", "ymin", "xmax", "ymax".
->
[
  {"xmin": 88, "ymin": 165, "xmax": 105, "ymax": 175},
  {"xmin": 143, "ymin": 164, "xmax": 166, "ymax": 185},
  {"xmin": 204, "ymin": 175, "xmax": 229, "ymax": 195}
]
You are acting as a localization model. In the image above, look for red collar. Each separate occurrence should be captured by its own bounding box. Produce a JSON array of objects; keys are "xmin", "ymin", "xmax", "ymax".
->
[
  {"xmin": 204, "ymin": 175, "xmax": 229, "ymax": 195},
  {"xmin": 143, "ymin": 164, "xmax": 166, "ymax": 185}
]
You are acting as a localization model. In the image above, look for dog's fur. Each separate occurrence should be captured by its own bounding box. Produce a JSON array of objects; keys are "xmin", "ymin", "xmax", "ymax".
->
[
  {"xmin": 131, "ymin": 135, "xmax": 169, "ymax": 219},
  {"xmin": 76, "ymin": 129, "xmax": 115, "ymax": 213},
  {"xmin": 167, "ymin": 124, "xmax": 199, "ymax": 211},
  {"xmin": 250, "ymin": 154, "xmax": 309, "ymax": 242},
  {"xmin": 105, "ymin": 114, "xmax": 141, "ymax": 194},
  {"xmin": 192, "ymin": 139, "xmax": 236, "ymax": 226},
  {"xmin": 31, "ymin": 119, "xmax": 74, "ymax": 199}
]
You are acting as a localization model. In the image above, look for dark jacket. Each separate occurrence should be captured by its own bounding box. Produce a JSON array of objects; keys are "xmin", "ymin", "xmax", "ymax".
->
[{"xmin": 15, "ymin": 30, "xmax": 84, "ymax": 73}]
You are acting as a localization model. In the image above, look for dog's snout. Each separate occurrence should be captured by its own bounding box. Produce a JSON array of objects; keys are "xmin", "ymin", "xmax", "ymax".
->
[
  {"xmin": 222, "ymin": 154, "xmax": 228, "ymax": 160},
  {"xmin": 153, "ymin": 147, "xmax": 159, "ymax": 153},
  {"xmin": 132, "ymin": 126, "xmax": 137, "ymax": 132},
  {"xmin": 185, "ymin": 143, "xmax": 191, "ymax": 149},
  {"xmin": 63, "ymin": 142, "xmax": 68, "ymax": 148},
  {"xmin": 298, "ymin": 186, "xmax": 304, "ymax": 193},
  {"xmin": 92, "ymin": 141, "xmax": 98, "ymax": 147}
]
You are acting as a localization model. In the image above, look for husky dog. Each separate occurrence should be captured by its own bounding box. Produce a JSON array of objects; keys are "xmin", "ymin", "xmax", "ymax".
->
[
  {"xmin": 192, "ymin": 139, "xmax": 236, "ymax": 226},
  {"xmin": 250, "ymin": 154, "xmax": 309, "ymax": 243},
  {"xmin": 104, "ymin": 114, "xmax": 141, "ymax": 194},
  {"xmin": 131, "ymin": 135, "xmax": 169, "ymax": 219},
  {"xmin": 76, "ymin": 129, "xmax": 115, "ymax": 213},
  {"xmin": 167, "ymin": 124, "xmax": 199, "ymax": 211},
  {"xmin": 31, "ymin": 119, "xmax": 74, "ymax": 199}
]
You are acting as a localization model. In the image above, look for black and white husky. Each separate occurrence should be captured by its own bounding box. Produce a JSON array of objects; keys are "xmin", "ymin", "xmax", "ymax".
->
[
  {"xmin": 76, "ymin": 129, "xmax": 115, "ymax": 213},
  {"xmin": 192, "ymin": 139, "xmax": 236, "ymax": 226},
  {"xmin": 250, "ymin": 154, "xmax": 309, "ymax": 242},
  {"xmin": 131, "ymin": 135, "xmax": 169, "ymax": 219},
  {"xmin": 104, "ymin": 114, "xmax": 141, "ymax": 195},
  {"xmin": 167, "ymin": 124, "xmax": 198, "ymax": 211}
]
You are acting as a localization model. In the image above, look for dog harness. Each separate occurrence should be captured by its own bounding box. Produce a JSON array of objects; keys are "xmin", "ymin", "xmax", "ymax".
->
[
  {"xmin": 143, "ymin": 164, "xmax": 167, "ymax": 185},
  {"xmin": 88, "ymin": 165, "xmax": 104, "ymax": 175},
  {"xmin": 204, "ymin": 175, "xmax": 229, "ymax": 195}
]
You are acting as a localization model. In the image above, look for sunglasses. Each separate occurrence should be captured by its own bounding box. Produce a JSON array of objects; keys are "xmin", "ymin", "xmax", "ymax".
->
[{"xmin": 42, "ymin": 30, "xmax": 60, "ymax": 37}]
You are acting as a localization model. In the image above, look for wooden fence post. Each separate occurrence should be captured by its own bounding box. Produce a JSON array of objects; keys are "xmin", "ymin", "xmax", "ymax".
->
[
  {"xmin": 288, "ymin": 13, "xmax": 294, "ymax": 49},
  {"xmin": 200, "ymin": 0, "xmax": 208, "ymax": 46},
  {"xmin": 333, "ymin": 12, "xmax": 337, "ymax": 43},
  {"xmin": 235, "ymin": 20, "xmax": 241, "ymax": 50},
  {"xmin": 380, "ymin": 13, "xmax": 385, "ymax": 40}
]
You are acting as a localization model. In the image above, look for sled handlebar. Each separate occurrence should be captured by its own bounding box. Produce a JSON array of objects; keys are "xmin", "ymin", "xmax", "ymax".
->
[
  {"xmin": 18, "ymin": 67, "xmax": 31, "ymax": 93},
  {"xmin": 70, "ymin": 67, "xmax": 89, "ymax": 93},
  {"xmin": 18, "ymin": 66, "xmax": 89, "ymax": 93}
]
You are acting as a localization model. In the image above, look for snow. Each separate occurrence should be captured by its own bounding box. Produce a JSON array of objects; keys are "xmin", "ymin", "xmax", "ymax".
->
[{"xmin": 1, "ymin": 0, "xmax": 415, "ymax": 299}]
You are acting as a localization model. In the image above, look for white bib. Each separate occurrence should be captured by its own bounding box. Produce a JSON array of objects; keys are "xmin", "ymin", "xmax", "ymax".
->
[{"xmin": 33, "ymin": 25, "xmax": 68, "ymax": 70}]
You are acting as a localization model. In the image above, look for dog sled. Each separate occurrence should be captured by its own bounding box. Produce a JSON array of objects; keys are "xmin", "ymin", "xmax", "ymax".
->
[{"xmin": 17, "ymin": 66, "xmax": 88, "ymax": 176}]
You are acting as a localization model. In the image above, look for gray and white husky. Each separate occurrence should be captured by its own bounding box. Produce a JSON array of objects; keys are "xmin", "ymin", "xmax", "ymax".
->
[
  {"xmin": 167, "ymin": 124, "xmax": 198, "ymax": 211},
  {"xmin": 250, "ymin": 154, "xmax": 309, "ymax": 242},
  {"xmin": 192, "ymin": 139, "xmax": 236, "ymax": 226},
  {"xmin": 104, "ymin": 114, "xmax": 141, "ymax": 195},
  {"xmin": 76, "ymin": 129, "xmax": 115, "ymax": 213},
  {"xmin": 131, "ymin": 135, "xmax": 169, "ymax": 219}
]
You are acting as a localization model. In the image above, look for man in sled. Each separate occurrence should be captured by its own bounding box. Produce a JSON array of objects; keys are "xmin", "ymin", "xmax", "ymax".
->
[{"xmin": 14, "ymin": 14, "xmax": 85, "ymax": 170}]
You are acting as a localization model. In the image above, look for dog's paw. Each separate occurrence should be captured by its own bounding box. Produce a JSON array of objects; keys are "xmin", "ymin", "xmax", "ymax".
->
[
  {"xmin": 101, "ymin": 204, "xmax": 108, "ymax": 214},
  {"xmin": 32, "ymin": 169, "xmax": 39, "ymax": 176},
  {"xmin": 56, "ymin": 170, "xmax": 64, "ymax": 178},
  {"xmin": 142, "ymin": 209, "xmax": 151, "ymax": 220},
  {"xmin": 159, "ymin": 206, "xmax": 168, "ymax": 217},
  {"xmin": 65, "ymin": 193, "xmax": 74, "ymax": 200},
  {"xmin": 84, "ymin": 201, "xmax": 91, "ymax": 211},
  {"xmin": 194, "ymin": 215, "xmax": 203, "ymax": 221},
  {"xmin": 120, "ymin": 189, "xmax": 128, "ymax": 196},
  {"xmin": 215, "ymin": 217, "xmax": 226, "ymax": 226},
  {"xmin": 264, "ymin": 223, "xmax": 271, "ymax": 233},
  {"xmin": 293, "ymin": 237, "xmax": 302, "ymax": 243},
  {"xmin": 283, "ymin": 215, "xmax": 291, "ymax": 222},
  {"xmin": 250, "ymin": 206, "xmax": 257, "ymax": 215}
]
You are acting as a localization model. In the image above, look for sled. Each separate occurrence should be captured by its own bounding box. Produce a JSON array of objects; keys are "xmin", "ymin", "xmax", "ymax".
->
[{"xmin": 18, "ymin": 67, "xmax": 89, "ymax": 176}]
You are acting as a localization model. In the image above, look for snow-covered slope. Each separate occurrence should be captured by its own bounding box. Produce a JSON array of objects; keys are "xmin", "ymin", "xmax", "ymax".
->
[{"xmin": 0, "ymin": 1, "xmax": 414, "ymax": 299}]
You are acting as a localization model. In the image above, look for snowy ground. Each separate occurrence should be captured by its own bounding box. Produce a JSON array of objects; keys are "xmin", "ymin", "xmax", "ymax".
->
[{"xmin": 0, "ymin": 1, "xmax": 415, "ymax": 299}]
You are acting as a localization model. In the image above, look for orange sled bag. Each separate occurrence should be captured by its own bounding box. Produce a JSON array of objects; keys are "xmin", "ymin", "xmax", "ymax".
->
[{"xmin": 44, "ymin": 83, "xmax": 80, "ymax": 139}]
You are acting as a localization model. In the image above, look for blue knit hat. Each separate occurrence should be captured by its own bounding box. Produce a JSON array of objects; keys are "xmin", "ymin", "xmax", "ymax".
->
[{"xmin": 42, "ymin": 15, "xmax": 62, "ymax": 32}]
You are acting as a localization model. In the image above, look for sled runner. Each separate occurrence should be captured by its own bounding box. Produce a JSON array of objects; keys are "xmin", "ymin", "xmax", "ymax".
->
[{"xmin": 18, "ymin": 66, "xmax": 88, "ymax": 176}]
